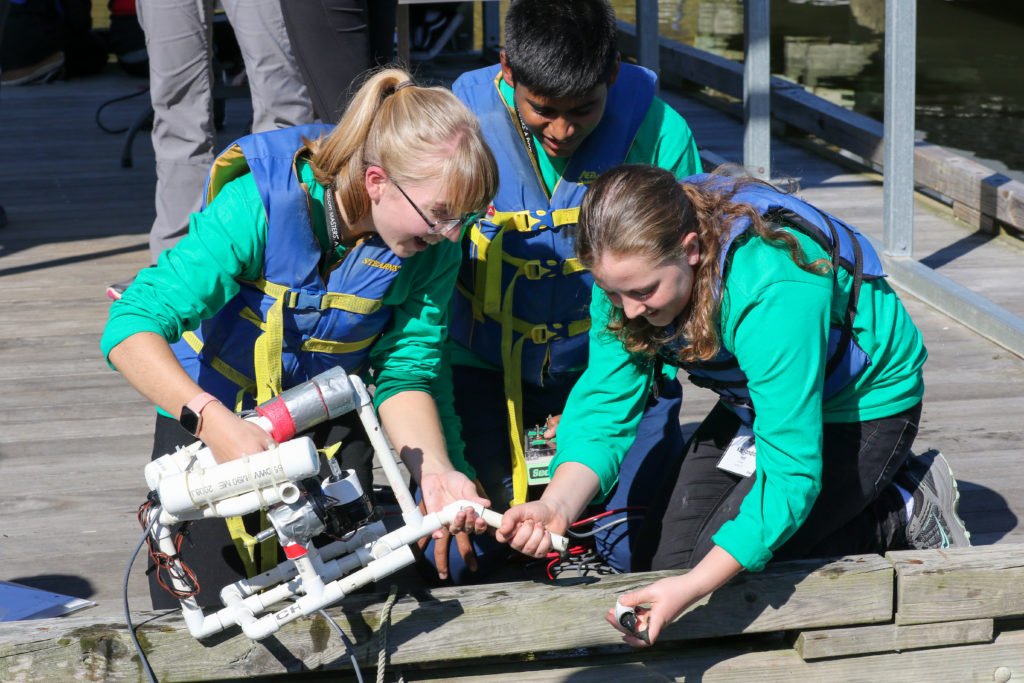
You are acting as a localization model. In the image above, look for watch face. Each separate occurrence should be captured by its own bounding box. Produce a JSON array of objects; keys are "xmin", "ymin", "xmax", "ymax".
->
[{"xmin": 179, "ymin": 405, "xmax": 201, "ymax": 437}]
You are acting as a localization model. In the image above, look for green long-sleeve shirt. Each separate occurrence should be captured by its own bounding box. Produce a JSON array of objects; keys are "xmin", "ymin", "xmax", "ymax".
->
[
  {"xmin": 101, "ymin": 155, "xmax": 469, "ymax": 467},
  {"xmin": 553, "ymin": 227, "xmax": 927, "ymax": 571}
]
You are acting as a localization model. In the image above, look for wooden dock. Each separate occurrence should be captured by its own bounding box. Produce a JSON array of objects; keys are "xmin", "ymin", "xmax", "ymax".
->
[{"xmin": 1, "ymin": 47, "xmax": 1023, "ymax": 681}]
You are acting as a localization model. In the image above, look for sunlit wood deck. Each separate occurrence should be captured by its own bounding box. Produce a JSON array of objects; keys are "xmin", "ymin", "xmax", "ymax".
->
[{"xmin": 0, "ymin": 57, "xmax": 1022, "ymax": 679}]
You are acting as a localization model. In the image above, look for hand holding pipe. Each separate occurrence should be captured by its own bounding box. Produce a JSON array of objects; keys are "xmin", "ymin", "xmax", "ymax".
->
[{"xmin": 461, "ymin": 505, "xmax": 569, "ymax": 555}]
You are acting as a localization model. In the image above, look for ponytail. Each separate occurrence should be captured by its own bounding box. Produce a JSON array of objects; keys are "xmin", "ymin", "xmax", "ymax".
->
[{"xmin": 306, "ymin": 67, "xmax": 498, "ymax": 226}]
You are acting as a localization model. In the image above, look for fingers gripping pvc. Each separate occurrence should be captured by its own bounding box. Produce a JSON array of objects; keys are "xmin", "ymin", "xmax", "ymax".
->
[{"xmin": 472, "ymin": 505, "xmax": 569, "ymax": 554}]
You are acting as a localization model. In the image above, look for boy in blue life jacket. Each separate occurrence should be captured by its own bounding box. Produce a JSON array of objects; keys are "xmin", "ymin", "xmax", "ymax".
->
[{"xmin": 424, "ymin": 0, "xmax": 703, "ymax": 583}]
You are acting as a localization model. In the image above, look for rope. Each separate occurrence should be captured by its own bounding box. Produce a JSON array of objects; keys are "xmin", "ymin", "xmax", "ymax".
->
[{"xmin": 376, "ymin": 584, "xmax": 400, "ymax": 683}]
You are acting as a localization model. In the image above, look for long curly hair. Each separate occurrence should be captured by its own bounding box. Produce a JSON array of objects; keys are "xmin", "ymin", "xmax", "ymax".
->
[{"xmin": 575, "ymin": 165, "xmax": 830, "ymax": 363}]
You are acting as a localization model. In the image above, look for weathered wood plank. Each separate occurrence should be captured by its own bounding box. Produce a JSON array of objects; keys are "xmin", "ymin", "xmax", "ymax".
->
[
  {"xmin": 0, "ymin": 414, "xmax": 155, "ymax": 444},
  {"xmin": 0, "ymin": 555, "xmax": 892, "ymax": 681},
  {"xmin": 406, "ymin": 628, "xmax": 1024, "ymax": 682},
  {"xmin": 889, "ymin": 545, "xmax": 1024, "ymax": 625},
  {"xmin": 794, "ymin": 618, "xmax": 993, "ymax": 660}
]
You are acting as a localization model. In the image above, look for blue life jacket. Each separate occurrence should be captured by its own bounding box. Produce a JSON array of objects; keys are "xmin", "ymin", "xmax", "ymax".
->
[
  {"xmin": 171, "ymin": 124, "xmax": 405, "ymax": 411},
  {"xmin": 659, "ymin": 174, "xmax": 885, "ymax": 425},
  {"xmin": 451, "ymin": 64, "xmax": 656, "ymax": 504}
]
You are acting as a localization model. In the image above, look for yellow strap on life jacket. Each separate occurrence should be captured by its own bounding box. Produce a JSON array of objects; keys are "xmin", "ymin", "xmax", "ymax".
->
[
  {"xmin": 562, "ymin": 257, "xmax": 587, "ymax": 275},
  {"xmin": 206, "ymin": 144, "xmax": 248, "ymax": 207},
  {"xmin": 483, "ymin": 226, "xmax": 507, "ymax": 316},
  {"xmin": 301, "ymin": 291, "xmax": 383, "ymax": 315},
  {"xmin": 257, "ymin": 510, "xmax": 276, "ymax": 573},
  {"xmin": 551, "ymin": 207, "xmax": 580, "ymax": 227},
  {"xmin": 461, "ymin": 222, "xmax": 593, "ymax": 504},
  {"xmin": 488, "ymin": 207, "xmax": 580, "ymax": 233},
  {"xmin": 240, "ymin": 305, "xmax": 379, "ymax": 356},
  {"xmin": 467, "ymin": 225, "xmax": 491, "ymax": 323},
  {"xmin": 499, "ymin": 260, "xmax": 593, "ymax": 505},
  {"xmin": 181, "ymin": 331, "xmax": 256, "ymax": 411},
  {"xmin": 242, "ymin": 277, "xmax": 385, "ymax": 403},
  {"xmin": 499, "ymin": 263, "xmax": 533, "ymax": 505},
  {"xmin": 225, "ymin": 514, "xmax": 259, "ymax": 578},
  {"xmin": 253, "ymin": 293, "xmax": 286, "ymax": 405},
  {"xmin": 226, "ymin": 511, "xmax": 277, "ymax": 577},
  {"xmin": 301, "ymin": 336, "xmax": 379, "ymax": 354},
  {"xmin": 469, "ymin": 223, "xmax": 492, "ymax": 258}
]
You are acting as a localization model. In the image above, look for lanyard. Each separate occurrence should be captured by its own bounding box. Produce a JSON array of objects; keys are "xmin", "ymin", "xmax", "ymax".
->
[
  {"xmin": 323, "ymin": 184, "xmax": 343, "ymax": 251},
  {"xmin": 513, "ymin": 104, "xmax": 540, "ymax": 169}
]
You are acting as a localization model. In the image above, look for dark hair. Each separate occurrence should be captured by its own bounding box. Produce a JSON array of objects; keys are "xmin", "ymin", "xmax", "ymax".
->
[
  {"xmin": 577, "ymin": 165, "xmax": 830, "ymax": 362},
  {"xmin": 504, "ymin": 0, "xmax": 618, "ymax": 98}
]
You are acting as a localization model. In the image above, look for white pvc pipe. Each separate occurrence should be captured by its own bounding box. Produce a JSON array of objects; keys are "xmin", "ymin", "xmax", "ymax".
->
[
  {"xmin": 177, "ymin": 500, "xmax": 569, "ymax": 640},
  {"xmin": 240, "ymin": 544, "xmax": 418, "ymax": 640},
  {"xmin": 157, "ymin": 437, "xmax": 319, "ymax": 515},
  {"xmin": 350, "ymin": 377, "xmax": 418, "ymax": 515}
]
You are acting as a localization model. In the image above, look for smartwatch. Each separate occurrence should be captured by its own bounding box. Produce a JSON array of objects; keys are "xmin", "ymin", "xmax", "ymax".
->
[{"xmin": 179, "ymin": 392, "xmax": 220, "ymax": 437}]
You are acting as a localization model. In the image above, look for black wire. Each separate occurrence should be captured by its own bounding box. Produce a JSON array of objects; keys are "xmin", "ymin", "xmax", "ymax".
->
[
  {"xmin": 548, "ymin": 548, "xmax": 621, "ymax": 579},
  {"xmin": 95, "ymin": 87, "xmax": 149, "ymax": 134},
  {"xmin": 567, "ymin": 515, "xmax": 646, "ymax": 539},
  {"xmin": 317, "ymin": 609, "xmax": 365, "ymax": 683},
  {"xmin": 125, "ymin": 510, "xmax": 160, "ymax": 683}
]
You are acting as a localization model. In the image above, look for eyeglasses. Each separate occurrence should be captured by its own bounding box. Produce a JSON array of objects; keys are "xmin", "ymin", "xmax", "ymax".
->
[{"xmin": 391, "ymin": 179, "xmax": 484, "ymax": 235}]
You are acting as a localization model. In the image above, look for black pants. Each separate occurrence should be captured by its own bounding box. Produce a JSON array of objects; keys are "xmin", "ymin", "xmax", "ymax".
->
[
  {"xmin": 147, "ymin": 411, "xmax": 374, "ymax": 609},
  {"xmin": 637, "ymin": 400, "xmax": 920, "ymax": 571},
  {"xmin": 279, "ymin": 0, "xmax": 397, "ymax": 123}
]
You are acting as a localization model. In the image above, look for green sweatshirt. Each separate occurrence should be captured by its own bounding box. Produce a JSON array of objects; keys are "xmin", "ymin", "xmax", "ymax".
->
[
  {"xmin": 446, "ymin": 76, "xmax": 702, "ymax": 372},
  {"xmin": 101, "ymin": 156, "xmax": 469, "ymax": 468},
  {"xmin": 552, "ymin": 227, "xmax": 927, "ymax": 571}
]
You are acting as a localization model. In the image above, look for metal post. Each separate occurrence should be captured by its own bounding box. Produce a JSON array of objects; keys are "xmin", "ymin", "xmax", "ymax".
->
[
  {"xmin": 743, "ymin": 0, "xmax": 771, "ymax": 180},
  {"xmin": 636, "ymin": 0, "xmax": 660, "ymax": 87},
  {"xmin": 883, "ymin": 0, "xmax": 917, "ymax": 257}
]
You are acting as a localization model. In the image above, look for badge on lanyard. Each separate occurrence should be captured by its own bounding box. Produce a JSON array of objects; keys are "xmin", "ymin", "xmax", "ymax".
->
[{"xmin": 717, "ymin": 425, "xmax": 757, "ymax": 477}]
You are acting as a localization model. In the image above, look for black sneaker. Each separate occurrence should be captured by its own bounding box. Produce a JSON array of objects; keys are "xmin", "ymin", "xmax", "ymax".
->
[
  {"xmin": 896, "ymin": 449, "xmax": 971, "ymax": 549},
  {"xmin": 1, "ymin": 51, "xmax": 64, "ymax": 86},
  {"xmin": 106, "ymin": 275, "xmax": 136, "ymax": 301}
]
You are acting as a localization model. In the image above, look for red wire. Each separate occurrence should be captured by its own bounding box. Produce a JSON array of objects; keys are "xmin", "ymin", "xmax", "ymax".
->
[
  {"xmin": 138, "ymin": 500, "xmax": 201, "ymax": 599},
  {"xmin": 571, "ymin": 506, "xmax": 647, "ymax": 528}
]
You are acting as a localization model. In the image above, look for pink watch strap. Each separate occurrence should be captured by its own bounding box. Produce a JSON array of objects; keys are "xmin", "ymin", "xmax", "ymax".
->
[{"xmin": 185, "ymin": 391, "xmax": 220, "ymax": 416}]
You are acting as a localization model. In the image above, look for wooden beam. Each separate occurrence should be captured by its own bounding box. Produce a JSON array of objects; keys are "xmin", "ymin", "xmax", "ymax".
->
[
  {"xmin": 794, "ymin": 618, "xmax": 993, "ymax": 660},
  {"xmin": 409, "ymin": 628, "xmax": 1024, "ymax": 682},
  {"xmin": 888, "ymin": 545, "xmax": 1024, "ymax": 625},
  {"xmin": 914, "ymin": 144, "xmax": 1024, "ymax": 234},
  {"xmin": 0, "ymin": 555, "xmax": 891, "ymax": 681}
]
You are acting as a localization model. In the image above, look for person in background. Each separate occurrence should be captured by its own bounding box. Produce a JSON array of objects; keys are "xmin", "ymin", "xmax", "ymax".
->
[
  {"xmin": 106, "ymin": 0, "xmax": 314, "ymax": 300},
  {"xmin": 0, "ymin": 0, "xmax": 7, "ymax": 228},
  {"xmin": 497, "ymin": 164, "xmax": 970, "ymax": 645},
  {"xmin": 0, "ymin": 0, "xmax": 106, "ymax": 85},
  {"xmin": 102, "ymin": 68, "xmax": 499, "ymax": 608},
  {"xmin": 279, "ymin": 0, "xmax": 397, "ymax": 123},
  {"xmin": 425, "ymin": 0, "xmax": 702, "ymax": 583}
]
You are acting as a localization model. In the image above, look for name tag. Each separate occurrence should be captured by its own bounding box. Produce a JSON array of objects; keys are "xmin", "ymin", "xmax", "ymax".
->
[{"xmin": 717, "ymin": 426, "xmax": 757, "ymax": 477}]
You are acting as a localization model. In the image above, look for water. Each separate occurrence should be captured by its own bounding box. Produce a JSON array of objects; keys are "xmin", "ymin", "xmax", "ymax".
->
[{"xmin": 610, "ymin": 0, "xmax": 1024, "ymax": 181}]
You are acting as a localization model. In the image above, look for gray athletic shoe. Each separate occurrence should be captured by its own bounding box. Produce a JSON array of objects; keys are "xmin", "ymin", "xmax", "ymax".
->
[{"xmin": 896, "ymin": 449, "xmax": 971, "ymax": 549}]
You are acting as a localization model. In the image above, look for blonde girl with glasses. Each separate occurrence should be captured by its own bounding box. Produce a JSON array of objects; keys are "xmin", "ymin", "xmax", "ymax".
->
[{"xmin": 103, "ymin": 67, "xmax": 499, "ymax": 608}]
